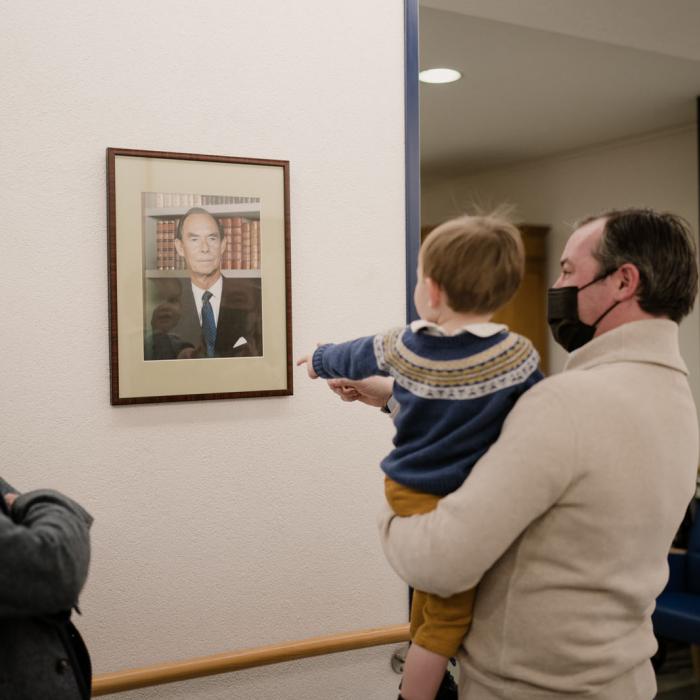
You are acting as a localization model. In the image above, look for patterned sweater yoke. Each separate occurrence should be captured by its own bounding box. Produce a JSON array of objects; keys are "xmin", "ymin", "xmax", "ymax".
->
[{"xmin": 373, "ymin": 327, "xmax": 540, "ymax": 401}]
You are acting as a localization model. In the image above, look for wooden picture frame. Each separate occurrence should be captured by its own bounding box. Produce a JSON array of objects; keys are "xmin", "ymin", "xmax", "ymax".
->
[{"xmin": 106, "ymin": 147, "xmax": 292, "ymax": 405}]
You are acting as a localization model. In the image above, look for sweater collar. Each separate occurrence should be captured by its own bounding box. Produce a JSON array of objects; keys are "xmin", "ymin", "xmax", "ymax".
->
[
  {"xmin": 564, "ymin": 319, "xmax": 688, "ymax": 375},
  {"xmin": 410, "ymin": 319, "xmax": 507, "ymax": 338}
]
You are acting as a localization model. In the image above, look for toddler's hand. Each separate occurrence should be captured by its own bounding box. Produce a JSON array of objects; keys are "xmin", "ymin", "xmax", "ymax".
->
[{"xmin": 296, "ymin": 353, "xmax": 319, "ymax": 379}]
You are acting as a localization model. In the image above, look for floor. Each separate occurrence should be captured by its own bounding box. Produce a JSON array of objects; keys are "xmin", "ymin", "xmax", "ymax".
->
[{"xmin": 657, "ymin": 643, "xmax": 700, "ymax": 699}]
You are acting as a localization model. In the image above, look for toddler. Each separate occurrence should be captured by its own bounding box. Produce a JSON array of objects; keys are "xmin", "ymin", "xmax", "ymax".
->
[{"xmin": 298, "ymin": 213, "xmax": 543, "ymax": 700}]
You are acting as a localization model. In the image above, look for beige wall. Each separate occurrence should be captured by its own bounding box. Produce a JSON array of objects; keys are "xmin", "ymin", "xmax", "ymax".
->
[
  {"xmin": 0, "ymin": 2, "xmax": 408, "ymax": 698},
  {"xmin": 422, "ymin": 125, "xmax": 700, "ymax": 405}
]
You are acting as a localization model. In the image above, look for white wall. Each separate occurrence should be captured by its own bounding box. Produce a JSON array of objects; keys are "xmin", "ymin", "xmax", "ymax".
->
[
  {"xmin": 0, "ymin": 2, "xmax": 408, "ymax": 698},
  {"xmin": 422, "ymin": 125, "xmax": 700, "ymax": 403}
]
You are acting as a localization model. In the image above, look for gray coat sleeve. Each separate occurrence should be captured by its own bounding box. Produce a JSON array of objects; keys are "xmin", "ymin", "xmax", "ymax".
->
[{"xmin": 0, "ymin": 489, "xmax": 93, "ymax": 617}]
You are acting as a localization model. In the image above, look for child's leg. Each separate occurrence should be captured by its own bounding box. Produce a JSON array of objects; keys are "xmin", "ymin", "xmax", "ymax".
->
[
  {"xmin": 401, "ymin": 588, "xmax": 474, "ymax": 700},
  {"xmin": 400, "ymin": 643, "xmax": 449, "ymax": 700},
  {"xmin": 386, "ymin": 479, "xmax": 473, "ymax": 700},
  {"xmin": 414, "ymin": 587, "xmax": 476, "ymax": 657}
]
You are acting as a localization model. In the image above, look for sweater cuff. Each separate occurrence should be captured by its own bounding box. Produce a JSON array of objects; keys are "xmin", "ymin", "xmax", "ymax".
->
[{"xmin": 312, "ymin": 344, "xmax": 332, "ymax": 378}]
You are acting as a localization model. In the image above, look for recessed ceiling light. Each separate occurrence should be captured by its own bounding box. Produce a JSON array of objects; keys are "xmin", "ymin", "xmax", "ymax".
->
[{"xmin": 419, "ymin": 68, "xmax": 461, "ymax": 84}]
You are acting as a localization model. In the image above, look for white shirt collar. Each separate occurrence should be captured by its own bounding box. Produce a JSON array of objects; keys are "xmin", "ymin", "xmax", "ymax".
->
[
  {"xmin": 410, "ymin": 319, "xmax": 508, "ymax": 338},
  {"xmin": 192, "ymin": 275, "xmax": 224, "ymax": 325}
]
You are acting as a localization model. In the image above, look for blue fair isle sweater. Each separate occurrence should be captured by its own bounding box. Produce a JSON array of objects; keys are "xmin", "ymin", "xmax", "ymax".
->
[{"xmin": 313, "ymin": 325, "xmax": 543, "ymax": 496}]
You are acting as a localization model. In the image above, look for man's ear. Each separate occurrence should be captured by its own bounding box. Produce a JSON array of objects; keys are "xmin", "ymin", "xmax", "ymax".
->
[
  {"xmin": 174, "ymin": 238, "xmax": 184, "ymax": 258},
  {"xmin": 425, "ymin": 277, "xmax": 444, "ymax": 308},
  {"xmin": 612, "ymin": 263, "xmax": 641, "ymax": 301}
]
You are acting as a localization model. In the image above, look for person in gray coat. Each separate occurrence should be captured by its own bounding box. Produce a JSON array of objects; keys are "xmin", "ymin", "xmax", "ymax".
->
[{"xmin": 0, "ymin": 477, "xmax": 92, "ymax": 700}]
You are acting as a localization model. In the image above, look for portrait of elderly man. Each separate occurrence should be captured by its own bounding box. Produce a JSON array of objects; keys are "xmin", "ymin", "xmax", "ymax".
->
[{"xmin": 145, "ymin": 207, "xmax": 263, "ymax": 361}]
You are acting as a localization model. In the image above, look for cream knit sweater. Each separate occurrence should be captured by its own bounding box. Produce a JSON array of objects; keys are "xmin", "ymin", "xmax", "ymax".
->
[{"xmin": 380, "ymin": 319, "xmax": 698, "ymax": 700}]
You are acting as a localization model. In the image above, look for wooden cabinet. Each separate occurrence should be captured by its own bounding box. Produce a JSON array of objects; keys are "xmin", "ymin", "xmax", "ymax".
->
[{"xmin": 491, "ymin": 225, "xmax": 549, "ymax": 374}]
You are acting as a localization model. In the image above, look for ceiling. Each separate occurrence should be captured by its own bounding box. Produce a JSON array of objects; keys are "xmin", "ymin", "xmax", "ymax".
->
[{"xmin": 419, "ymin": 0, "xmax": 700, "ymax": 183}]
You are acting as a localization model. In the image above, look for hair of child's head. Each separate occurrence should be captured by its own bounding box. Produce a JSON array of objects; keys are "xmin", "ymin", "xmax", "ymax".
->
[{"xmin": 420, "ymin": 212, "xmax": 525, "ymax": 314}]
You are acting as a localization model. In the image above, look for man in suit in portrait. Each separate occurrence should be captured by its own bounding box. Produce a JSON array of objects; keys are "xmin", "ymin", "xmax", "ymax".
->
[{"xmin": 145, "ymin": 207, "xmax": 262, "ymax": 360}]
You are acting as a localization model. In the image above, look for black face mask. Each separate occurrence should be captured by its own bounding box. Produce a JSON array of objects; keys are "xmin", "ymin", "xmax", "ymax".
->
[{"xmin": 547, "ymin": 272, "xmax": 619, "ymax": 352}]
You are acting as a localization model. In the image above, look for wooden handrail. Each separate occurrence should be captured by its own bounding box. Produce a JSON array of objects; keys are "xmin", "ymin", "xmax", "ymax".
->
[{"xmin": 92, "ymin": 623, "xmax": 410, "ymax": 696}]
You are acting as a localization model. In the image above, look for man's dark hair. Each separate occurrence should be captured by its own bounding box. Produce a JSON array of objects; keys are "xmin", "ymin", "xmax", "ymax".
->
[
  {"xmin": 176, "ymin": 207, "xmax": 223, "ymax": 240},
  {"xmin": 586, "ymin": 208, "xmax": 698, "ymax": 323}
]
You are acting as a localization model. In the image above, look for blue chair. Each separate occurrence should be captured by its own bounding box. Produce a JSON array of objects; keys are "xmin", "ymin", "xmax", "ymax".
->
[{"xmin": 652, "ymin": 506, "xmax": 700, "ymax": 669}]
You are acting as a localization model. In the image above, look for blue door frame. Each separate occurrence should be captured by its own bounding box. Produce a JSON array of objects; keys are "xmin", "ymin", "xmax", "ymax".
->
[
  {"xmin": 404, "ymin": 0, "xmax": 421, "ymax": 620},
  {"xmin": 405, "ymin": 0, "xmax": 420, "ymax": 323}
]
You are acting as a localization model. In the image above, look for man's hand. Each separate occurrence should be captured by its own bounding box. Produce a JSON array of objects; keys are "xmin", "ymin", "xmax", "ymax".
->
[
  {"xmin": 296, "ymin": 353, "xmax": 319, "ymax": 379},
  {"xmin": 4, "ymin": 493, "xmax": 18, "ymax": 509},
  {"xmin": 327, "ymin": 376, "xmax": 394, "ymax": 408}
]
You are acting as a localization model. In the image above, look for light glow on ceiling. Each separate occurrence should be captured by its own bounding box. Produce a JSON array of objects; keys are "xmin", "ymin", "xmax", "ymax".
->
[{"xmin": 419, "ymin": 68, "xmax": 462, "ymax": 84}]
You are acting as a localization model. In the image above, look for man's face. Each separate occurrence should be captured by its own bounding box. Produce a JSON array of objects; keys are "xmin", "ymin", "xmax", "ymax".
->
[
  {"xmin": 174, "ymin": 212, "xmax": 226, "ymax": 277},
  {"xmin": 553, "ymin": 217, "xmax": 611, "ymax": 325}
]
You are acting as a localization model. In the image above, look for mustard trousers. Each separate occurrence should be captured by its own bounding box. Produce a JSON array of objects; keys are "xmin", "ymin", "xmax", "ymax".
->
[{"xmin": 385, "ymin": 477, "xmax": 476, "ymax": 658}]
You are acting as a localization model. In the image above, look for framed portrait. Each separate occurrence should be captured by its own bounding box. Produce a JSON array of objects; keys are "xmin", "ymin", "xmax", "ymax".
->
[{"xmin": 106, "ymin": 147, "xmax": 292, "ymax": 405}]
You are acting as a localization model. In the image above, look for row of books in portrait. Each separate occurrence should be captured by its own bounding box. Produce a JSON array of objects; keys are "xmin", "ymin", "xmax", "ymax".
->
[
  {"xmin": 155, "ymin": 217, "xmax": 261, "ymax": 271},
  {"xmin": 146, "ymin": 192, "xmax": 261, "ymax": 208}
]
